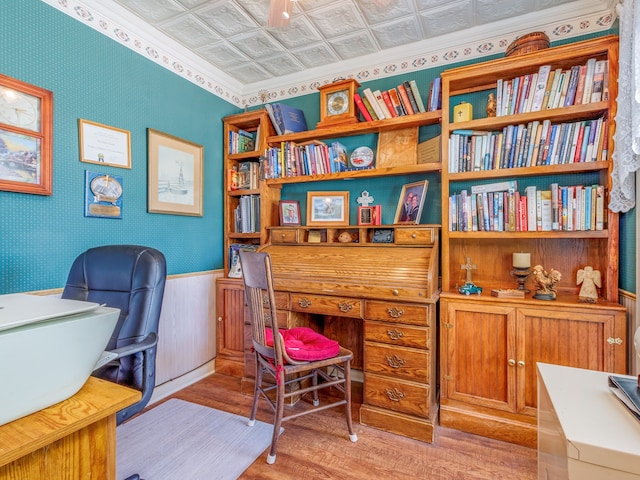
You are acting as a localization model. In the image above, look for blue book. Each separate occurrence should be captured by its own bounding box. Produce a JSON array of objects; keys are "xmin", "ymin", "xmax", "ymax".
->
[{"xmin": 266, "ymin": 103, "xmax": 308, "ymax": 135}]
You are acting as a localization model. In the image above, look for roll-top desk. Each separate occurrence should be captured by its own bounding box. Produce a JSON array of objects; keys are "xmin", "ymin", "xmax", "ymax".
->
[{"xmin": 258, "ymin": 224, "xmax": 440, "ymax": 442}]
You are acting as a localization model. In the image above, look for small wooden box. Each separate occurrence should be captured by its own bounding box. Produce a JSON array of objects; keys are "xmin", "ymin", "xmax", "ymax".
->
[{"xmin": 376, "ymin": 127, "xmax": 418, "ymax": 167}]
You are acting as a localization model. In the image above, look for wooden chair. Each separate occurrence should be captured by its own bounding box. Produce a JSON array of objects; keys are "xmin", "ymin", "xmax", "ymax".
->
[{"xmin": 239, "ymin": 250, "xmax": 358, "ymax": 464}]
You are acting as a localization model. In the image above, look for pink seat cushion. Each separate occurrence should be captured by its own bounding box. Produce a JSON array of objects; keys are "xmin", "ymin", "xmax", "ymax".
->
[{"xmin": 265, "ymin": 327, "xmax": 340, "ymax": 361}]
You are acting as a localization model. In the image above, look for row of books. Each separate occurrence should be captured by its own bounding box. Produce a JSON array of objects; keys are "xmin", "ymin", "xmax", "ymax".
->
[
  {"xmin": 227, "ymin": 243, "xmax": 258, "ymax": 278},
  {"xmin": 262, "ymin": 140, "xmax": 352, "ymax": 179},
  {"xmin": 233, "ymin": 194, "xmax": 260, "ymax": 233},
  {"xmin": 228, "ymin": 160, "xmax": 260, "ymax": 191},
  {"xmin": 447, "ymin": 116, "xmax": 607, "ymax": 173},
  {"xmin": 495, "ymin": 58, "xmax": 609, "ymax": 116},
  {"xmin": 228, "ymin": 128, "xmax": 257, "ymax": 154},
  {"xmin": 448, "ymin": 181, "xmax": 605, "ymax": 232},
  {"xmin": 354, "ymin": 77, "xmax": 441, "ymax": 122}
]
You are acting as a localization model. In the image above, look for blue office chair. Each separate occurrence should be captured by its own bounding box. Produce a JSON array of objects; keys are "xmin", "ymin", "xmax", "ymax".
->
[{"xmin": 62, "ymin": 245, "xmax": 166, "ymax": 425}]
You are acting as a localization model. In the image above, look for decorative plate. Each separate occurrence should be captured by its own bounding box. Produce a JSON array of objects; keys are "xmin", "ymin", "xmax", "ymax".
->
[{"xmin": 349, "ymin": 146, "xmax": 374, "ymax": 169}]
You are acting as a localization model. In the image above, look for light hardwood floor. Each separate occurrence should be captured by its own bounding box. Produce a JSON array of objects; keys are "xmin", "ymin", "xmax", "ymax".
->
[{"xmin": 161, "ymin": 373, "xmax": 537, "ymax": 479}]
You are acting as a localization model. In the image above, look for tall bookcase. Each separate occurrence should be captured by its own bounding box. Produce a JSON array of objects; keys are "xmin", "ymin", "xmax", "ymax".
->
[{"xmin": 438, "ymin": 35, "xmax": 627, "ymax": 447}]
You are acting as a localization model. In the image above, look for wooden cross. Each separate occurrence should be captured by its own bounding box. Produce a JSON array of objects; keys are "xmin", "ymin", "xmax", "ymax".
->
[{"xmin": 460, "ymin": 257, "xmax": 477, "ymax": 284}]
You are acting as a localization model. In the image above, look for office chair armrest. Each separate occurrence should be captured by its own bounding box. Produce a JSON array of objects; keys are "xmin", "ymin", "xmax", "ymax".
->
[{"xmin": 93, "ymin": 332, "xmax": 158, "ymax": 370}]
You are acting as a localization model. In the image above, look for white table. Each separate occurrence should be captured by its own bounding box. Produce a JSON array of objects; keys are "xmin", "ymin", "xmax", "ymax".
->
[{"xmin": 537, "ymin": 363, "xmax": 640, "ymax": 479}]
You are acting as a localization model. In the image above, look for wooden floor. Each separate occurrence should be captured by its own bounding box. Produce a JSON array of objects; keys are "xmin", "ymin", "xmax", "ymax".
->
[{"xmin": 161, "ymin": 373, "xmax": 538, "ymax": 479}]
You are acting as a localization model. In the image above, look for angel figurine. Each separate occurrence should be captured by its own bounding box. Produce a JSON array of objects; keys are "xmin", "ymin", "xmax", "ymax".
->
[
  {"xmin": 577, "ymin": 266, "xmax": 601, "ymax": 303},
  {"xmin": 532, "ymin": 264, "xmax": 561, "ymax": 300}
]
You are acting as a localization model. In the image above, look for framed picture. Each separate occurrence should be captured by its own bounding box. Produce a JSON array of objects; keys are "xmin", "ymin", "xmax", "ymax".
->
[
  {"xmin": 84, "ymin": 170, "xmax": 123, "ymax": 219},
  {"xmin": 394, "ymin": 180, "xmax": 429, "ymax": 224},
  {"xmin": 79, "ymin": 119, "xmax": 131, "ymax": 168},
  {"xmin": 147, "ymin": 128, "xmax": 203, "ymax": 216},
  {"xmin": 0, "ymin": 73, "xmax": 52, "ymax": 195},
  {"xmin": 358, "ymin": 206, "xmax": 374, "ymax": 226},
  {"xmin": 279, "ymin": 200, "xmax": 301, "ymax": 226},
  {"xmin": 306, "ymin": 191, "xmax": 349, "ymax": 227}
]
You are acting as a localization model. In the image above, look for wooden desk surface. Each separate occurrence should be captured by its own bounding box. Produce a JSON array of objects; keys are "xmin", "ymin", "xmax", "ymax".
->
[{"xmin": 0, "ymin": 376, "xmax": 140, "ymax": 466}]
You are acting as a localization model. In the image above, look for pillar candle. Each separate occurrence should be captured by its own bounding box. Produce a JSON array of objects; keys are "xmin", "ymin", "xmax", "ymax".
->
[{"xmin": 513, "ymin": 252, "xmax": 530, "ymax": 269}]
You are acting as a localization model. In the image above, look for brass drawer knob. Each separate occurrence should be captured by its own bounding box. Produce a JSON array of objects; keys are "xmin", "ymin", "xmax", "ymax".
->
[
  {"xmin": 298, "ymin": 297, "xmax": 311, "ymax": 308},
  {"xmin": 411, "ymin": 233, "xmax": 417, "ymax": 238},
  {"xmin": 385, "ymin": 387, "xmax": 405, "ymax": 402},
  {"xmin": 508, "ymin": 359, "xmax": 516, "ymax": 366},
  {"xmin": 387, "ymin": 328, "xmax": 404, "ymax": 340},
  {"xmin": 338, "ymin": 301, "xmax": 353, "ymax": 313}
]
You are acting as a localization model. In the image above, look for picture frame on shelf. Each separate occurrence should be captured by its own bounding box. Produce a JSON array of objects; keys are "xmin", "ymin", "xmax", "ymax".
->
[
  {"xmin": 394, "ymin": 180, "xmax": 429, "ymax": 224},
  {"xmin": 279, "ymin": 200, "xmax": 301, "ymax": 226},
  {"xmin": 0, "ymin": 73, "xmax": 53, "ymax": 195},
  {"xmin": 358, "ymin": 206, "xmax": 374, "ymax": 226},
  {"xmin": 79, "ymin": 119, "xmax": 131, "ymax": 168},
  {"xmin": 306, "ymin": 191, "xmax": 349, "ymax": 227},
  {"xmin": 147, "ymin": 128, "xmax": 203, "ymax": 216},
  {"xmin": 372, "ymin": 228, "xmax": 394, "ymax": 243}
]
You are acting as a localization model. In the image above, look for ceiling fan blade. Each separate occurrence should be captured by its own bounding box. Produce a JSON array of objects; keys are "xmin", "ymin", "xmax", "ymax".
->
[{"xmin": 268, "ymin": 0, "xmax": 293, "ymax": 28}]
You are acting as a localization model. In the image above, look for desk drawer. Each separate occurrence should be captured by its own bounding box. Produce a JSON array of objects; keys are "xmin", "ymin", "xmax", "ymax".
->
[
  {"xmin": 290, "ymin": 293, "xmax": 362, "ymax": 319},
  {"xmin": 364, "ymin": 342, "xmax": 429, "ymax": 382},
  {"xmin": 394, "ymin": 228, "xmax": 436, "ymax": 245},
  {"xmin": 365, "ymin": 301, "xmax": 430, "ymax": 326},
  {"xmin": 365, "ymin": 321, "xmax": 429, "ymax": 349},
  {"xmin": 271, "ymin": 229, "xmax": 299, "ymax": 243},
  {"xmin": 364, "ymin": 372, "xmax": 430, "ymax": 418}
]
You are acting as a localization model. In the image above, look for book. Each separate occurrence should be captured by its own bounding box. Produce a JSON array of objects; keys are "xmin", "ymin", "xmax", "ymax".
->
[
  {"xmin": 265, "ymin": 103, "xmax": 308, "ymax": 135},
  {"xmin": 470, "ymin": 180, "xmax": 518, "ymax": 195},
  {"xmin": 388, "ymin": 88, "xmax": 406, "ymax": 116},
  {"xmin": 373, "ymin": 90, "xmax": 393, "ymax": 119},
  {"xmin": 563, "ymin": 65, "xmax": 581, "ymax": 106},
  {"xmin": 530, "ymin": 65, "xmax": 551, "ymax": 111},
  {"xmin": 360, "ymin": 94, "xmax": 380, "ymax": 121},
  {"xmin": 590, "ymin": 59, "xmax": 607, "ymax": 102},
  {"xmin": 540, "ymin": 190, "xmax": 552, "ymax": 231},
  {"xmin": 408, "ymin": 80, "xmax": 426, "ymax": 113},
  {"xmin": 397, "ymin": 84, "xmax": 415, "ymax": 115},
  {"xmin": 545, "ymin": 68, "xmax": 562, "ymax": 109},
  {"xmin": 228, "ymin": 243, "xmax": 258, "ymax": 278},
  {"xmin": 573, "ymin": 64, "xmax": 587, "ymax": 105},
  {"xmin": 581, "ymin": 58, "xmax": 597, "ymax": 104},
  {"xmin": 403, "ymin": 81, "xmax": 420, "ymax": 113},
  {"xmin": 362, "ymin": 88, "xmax": 386, "ymax": 120},
  {"xmin": 524, "ymin": 185, "xmax": 537, "ymax": 231},
  {"xmin": 354, "ymin": 93, "xmax": 373, "ymax": 122},
  {"xmin": 380, "ymin": 90, "xmax": 397, "ymax": 117},
  {"xmin": 428, "ymin": 77, "xmax": 441, "ymax": 111}
]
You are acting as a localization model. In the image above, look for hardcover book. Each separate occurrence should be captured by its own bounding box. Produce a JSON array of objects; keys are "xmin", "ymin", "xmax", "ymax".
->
[{"xmin": 265, "ymin": 103, "xmax": 308, "ymax": 135}]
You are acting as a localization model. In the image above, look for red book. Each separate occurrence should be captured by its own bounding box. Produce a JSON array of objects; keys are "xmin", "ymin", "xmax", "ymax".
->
[
  {"xmin": 397, "ymin": 84, "xmax": 415, "ymax": 115},
  {"xmin": 354, "ymin": 93, "xmax": 373, "ymax": 122},
  {"xmin": 388, "ymin": 88, "xmax": 405, "ymax": 116},
  {"xmin": 381, "ymin": 90, "xmax": 397, "ymax": 117},
  {"xmin": 573, "ymin": 65, "xmax": 587, "ymax": 105}
]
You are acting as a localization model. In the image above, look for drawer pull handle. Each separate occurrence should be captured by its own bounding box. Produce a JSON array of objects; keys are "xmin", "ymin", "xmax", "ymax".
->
[
  {"xmin": 411, "ymin": 233, "xmax": 417, "ymax": 238},
  {"xmin": 387, "ymin": 329, "xmax": 404, "ymax": 340},
  {"xmin": 298, "ymin": 297, "xmax": 312, "ymax": 308},
  {"xmin": 385, "ymin": 387, "xmax": 405, "ymax": 402},
  {"xmin": 508, "ymin": 359, "xmax": 516, "ymax": 366},
  {"xmin": 518, "ymin": 360, "xmax": 525, "ymax": 367},
  {"xmin": 281, "ymin": 233, "xmax": 286, "ymax": 238},
  {"xmin": 387, "ymin": 307, "xmax": 404, "ymax": 318},
  {"xmin": 607, "ymin": 337, "xmax": 623, "ymax": 345},
  {"xmin": 338, "ymin": 301, "xmax": 353, "ymax": 313},
  {"xmin": 391, "ymin": 289, "xmax": 399, "ymax": 296},
  {"xmin": 385, "ymin": 354, "xmax": 405, "ymax": 369}
]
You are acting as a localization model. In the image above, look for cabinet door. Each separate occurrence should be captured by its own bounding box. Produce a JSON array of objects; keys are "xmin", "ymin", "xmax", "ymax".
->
[
  {"xmin": 517, "ymin": 306, "xmax": 625, "ymax": 416},
  {"xmin": 441, "ymin": 300, "xmax": 518, "ymax": 413},
  {"xmin": 215, "ymin": 278, "xmax": 246, "ymax": 377}
]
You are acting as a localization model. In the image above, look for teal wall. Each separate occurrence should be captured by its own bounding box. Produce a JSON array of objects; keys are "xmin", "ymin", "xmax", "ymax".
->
[
  {"xmin": 2, "ymin": 0, "xmax": 238, "ymax": 293},
  {"xmin": 3, "ymin": 1, "xmax": 634, "ymax": 295}
]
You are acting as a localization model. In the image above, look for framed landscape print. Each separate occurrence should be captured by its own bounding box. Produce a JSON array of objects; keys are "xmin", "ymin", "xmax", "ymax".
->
[
  {"xmin": 306, "ymin": 191, "xmax": 349, "ymax": 227},
  {"xmin": 0, "ymin": 73, "xmax": 53, "ymax": 195},
  {"xmin": 147, "ymin": 128, "xmax": 203, "ymax": 216}
]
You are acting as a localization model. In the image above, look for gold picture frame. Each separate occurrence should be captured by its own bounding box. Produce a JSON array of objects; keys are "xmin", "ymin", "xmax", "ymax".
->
[
  {"xmin": 79, "ymin": 119, "xmax": 131, "ymax": 168},
  {"xmin": 0, "ymin": 73, "xmax": 53, "ymax": 195},
  {"xmin": 394, "ymin": 180, "xmax": 429, "ymax": 224},
  {"xmin": 306, "ymin": 191, "xmax": 349, "ymax": 226},
  {"xmin": 147, "ymin": 128, "xmax": 203, "ymax": 216}
]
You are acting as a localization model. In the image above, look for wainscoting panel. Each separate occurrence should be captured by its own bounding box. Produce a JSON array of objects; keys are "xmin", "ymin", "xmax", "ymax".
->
[
  {"xmin": 619, "ymin": 290, "xmax": 638, "ymax": 375},
  {"xmin": 155, "ymin": 271, "xmax": 222, "ymax": 386}
]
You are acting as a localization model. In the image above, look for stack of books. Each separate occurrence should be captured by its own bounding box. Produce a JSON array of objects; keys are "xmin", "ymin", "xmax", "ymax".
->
[
  {"xmin": 495, "ymin": 58, "xmax": 609, "ymax": 116},
  {"xmin": 262, "ymin": 140, "xmax": 351, "ymax": 179},
  {"xmin": 228, "ymin": 128, "xmax": 257, "ymax": 154},
  {"xmin": 353, "ymin": 78, "xmax": 441, "ymax": 122},
  {"xmin": 448, "ymin": 181, "xmax": 605, "ymax": 233}
]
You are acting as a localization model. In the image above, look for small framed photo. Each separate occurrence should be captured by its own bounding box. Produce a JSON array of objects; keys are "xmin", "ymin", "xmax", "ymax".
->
[
  {"xmin": 394, "ymin": 180, "xmax": 429, "ymax": 224},
  {"xmin": 306, "ymin": 191, "xmax": 349, "ymax": 227},
  {"xmin": 358, "ymin": 206, "xmax": 374, "ymax": 226},
  {"xmin": 279, "ymin": 200, "xmax": 301, "ymax": 226},
  {"xmin": 79, "ymin": 119, "xmax": 131, "ymax": 168}
]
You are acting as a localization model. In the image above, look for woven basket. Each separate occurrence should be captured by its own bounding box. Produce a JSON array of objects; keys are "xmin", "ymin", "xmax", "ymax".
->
[{"xmin": 505, "ymin": 32, "xmax": 550, "ymax": 57}]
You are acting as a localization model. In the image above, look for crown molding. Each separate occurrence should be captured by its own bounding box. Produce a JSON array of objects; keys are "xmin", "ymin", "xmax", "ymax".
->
[{"xmin": 40, "ymin": 0, "xmax": 617, "ymax": 108}]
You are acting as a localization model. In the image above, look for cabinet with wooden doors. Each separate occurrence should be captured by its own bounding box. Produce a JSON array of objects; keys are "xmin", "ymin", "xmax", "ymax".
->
[{"xmin": 438, "ymin": 35, "xmax": 627, "ymax": 446}]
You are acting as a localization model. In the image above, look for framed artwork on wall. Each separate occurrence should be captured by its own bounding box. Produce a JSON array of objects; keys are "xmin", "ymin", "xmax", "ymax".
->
[
  {"xmin": 78, "ymin": 119, "xmax": 131, "ymax": 168},
  {"xmin": 0, "ymin": 73, "xmax": 53, "ymax": 195},
  {"xmin": 147, "ymin": 128, "xmax": 203, "ymax": 216},
  {"xmin": 306, "ymin": 191, "xmax": 349, "ymax": 227}
]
